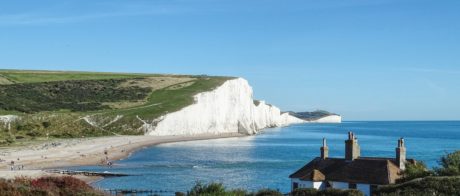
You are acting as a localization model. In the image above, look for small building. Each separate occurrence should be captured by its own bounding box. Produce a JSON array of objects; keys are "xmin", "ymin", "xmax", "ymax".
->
[{"xmin": 289, "ymin": 132, "xmax": 415, "ymax": 196}]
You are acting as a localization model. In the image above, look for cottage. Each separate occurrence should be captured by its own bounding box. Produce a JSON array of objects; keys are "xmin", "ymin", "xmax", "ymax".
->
[{"xmin": 289, "ymin": 132, "xmax": 415, "ymax": 196}]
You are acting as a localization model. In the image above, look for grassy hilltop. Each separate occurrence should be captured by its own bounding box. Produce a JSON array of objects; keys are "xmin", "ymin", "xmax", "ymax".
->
[{"xmin": 0, "ymin": 70, "xmax": 232, "ymax": 145}]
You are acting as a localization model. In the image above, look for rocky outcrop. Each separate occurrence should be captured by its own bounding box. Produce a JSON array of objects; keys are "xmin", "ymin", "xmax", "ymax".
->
[
  {"xmin": 144, "ymin": 78, "xmax": 304, "ymax": 136},
  {"xmin": 0, "ymin": 115, "xmax": 20, "ymax": 131}
]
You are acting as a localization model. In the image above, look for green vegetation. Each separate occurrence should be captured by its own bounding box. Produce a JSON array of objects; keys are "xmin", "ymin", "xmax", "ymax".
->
[
  {"xmin": 0, "ymin": 70, "xmax": 232, "ymax": 145},
  {"xmin": 184, "ymin": 182, "xmax": 247, "ymax": 196},
  {"xmin": 375, "ymin": 176, "xmax": 460, "ymax": 196},
  {"xmin": 177, "ymin": 182, "xmax": 364, "ymax": 196},
  {"xmin": 397, "ymin": 161, "xmax": 433, "ymax": 183},
  {"xmin": 435, "ymin": 150, "xmax": 460, "ymax": 176},
  {"xmin": 291, "ymin": 188, "xmax": 363, "ymax": 196},
  {"xmin": 0, "ymin": 176, "xmax": 104, "ymax": 196},
  {"xmin": 375, "ymin": 150, "xmax": 460, "ymax": 195},
  {"xmin": 0, "ymin": 78, "xmax": 151, "ymax": 113},
  {"xmin": 180, "ymin": 182, "xmax": 284, "ymax": 196},
  {"xmin": 0, "ymin": 69, "xmax": 150, "ymax": 83},
  {"xmin": 289, "ymin": 110, "xmax": 337, "ymax": 121}
]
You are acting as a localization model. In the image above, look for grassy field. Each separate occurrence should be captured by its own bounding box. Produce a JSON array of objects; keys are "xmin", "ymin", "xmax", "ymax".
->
[
  {"xmin": 0, "ymin": 69, "xmax": 156, "ymax": 83},
  {"xmin": 0, "ymin": 70, "xmax": 233, "ymax": 145}
]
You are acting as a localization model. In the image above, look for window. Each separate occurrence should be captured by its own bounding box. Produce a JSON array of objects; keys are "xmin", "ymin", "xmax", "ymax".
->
[
  {"xmin": 348, "ymin": 183, "xmax": 357, "ymax": 189},
  {"xmin": 293, "ymin": 182, "xmax": 299, "ymax": 190}
]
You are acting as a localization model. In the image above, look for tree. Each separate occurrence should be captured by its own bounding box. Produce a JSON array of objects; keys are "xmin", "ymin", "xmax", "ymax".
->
[{"xmin": 436, "ymin": 150, "xmax": 460, "ymax": 176}]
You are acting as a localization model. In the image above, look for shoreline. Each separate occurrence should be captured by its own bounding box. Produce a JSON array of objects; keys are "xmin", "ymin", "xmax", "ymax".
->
[{"xmin": 0, "ymin": 133, "xmax": 246, "ymax": 183}]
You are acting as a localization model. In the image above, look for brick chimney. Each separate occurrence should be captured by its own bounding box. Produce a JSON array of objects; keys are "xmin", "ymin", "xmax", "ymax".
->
[
  {"xmin": 345, "ymin": 132, "xmax": 360, "ymax": 161},
  {"xmin": 320, "ymin": 137, "xmax": 328, "ymax": 159},
  {"xmin": 396, "ymin": 137, "xmax": 406, "ymax": 170}
]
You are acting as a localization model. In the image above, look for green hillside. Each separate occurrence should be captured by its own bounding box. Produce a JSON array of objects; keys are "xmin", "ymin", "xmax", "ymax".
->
[
  {"xmin": 0, "ymin": 70, "xmax": 232, "ymax": 145},
  {"xmin": 375, "ymin": 176, "xmax": 460, "ymax": 196}
]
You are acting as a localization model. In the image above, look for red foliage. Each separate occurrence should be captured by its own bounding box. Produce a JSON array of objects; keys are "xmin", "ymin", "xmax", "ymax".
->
[{"xmin": 0, "ymin": 176, "xmax": 103, "ymax": 196}]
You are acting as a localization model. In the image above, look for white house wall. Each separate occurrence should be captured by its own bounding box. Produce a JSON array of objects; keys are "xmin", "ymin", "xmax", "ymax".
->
[
  {"xmin": 331, "ymin": 181, "xmax": 348, "ymax": 190},
  {"xmin": 291, "ymin": 178, "xmax": 314, "ymax": 190},
  {"xmin": 313, "ymin": 181, "xmax": 324, "ymax": 189},
  {"xmin": 291, "ymin": 179, "xmax": 326, "ymax": 191},
  {"xmin": 292, "ymin": 179, "xmax": 369, "ymax": 195}
]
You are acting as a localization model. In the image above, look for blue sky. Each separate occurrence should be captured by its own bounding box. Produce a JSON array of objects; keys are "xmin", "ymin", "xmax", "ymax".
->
[{"xmin": 1, "ymin": 0, "xmax": 459, "ymax": 120}]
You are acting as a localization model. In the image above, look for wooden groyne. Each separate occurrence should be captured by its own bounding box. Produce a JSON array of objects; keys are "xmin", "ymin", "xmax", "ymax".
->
[{"xmin": 45, "ymin": 169, "xmax": 131, "ymax": 177}]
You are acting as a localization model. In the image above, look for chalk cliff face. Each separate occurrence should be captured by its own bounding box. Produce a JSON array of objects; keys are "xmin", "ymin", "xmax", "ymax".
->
[
  {"xmin": 145, "ymin": 78, "xmax": 304, "ymax": 136},
  {"xmin": 308, "ymin": 115, "xmax": 342, "ymax": 123}
]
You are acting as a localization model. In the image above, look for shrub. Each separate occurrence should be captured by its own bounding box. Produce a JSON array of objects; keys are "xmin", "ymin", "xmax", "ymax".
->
[
  {"xmin": 186, "ymin": 182, "xmax": 254, "ymax": 196},
  {"xmin": 397, "ymin": 161, "xmax": 433, "ymax": 183},
  {"xmin": 0, "ymin": 176, "xmax": 103, "ymax": 196},
  {"xmin": 255, "ymin": 188, "xmax": 283, "ymax": 196},
  {"xmin": 375, "ymin": 176, "xmax": 460, "ymax": 196},
  {"xmin": 290, "ymin": 188, "xmax": 363, "ymax": 196},
  {"xmin": 175, "ymin": 192, "xmax": 186, "ymax": 196},
  {"xmin": 188, "ymin": 182, "xmax": 226, "ymax": 196},
  {"xmin": 291, "ymin": 188, "xmax": 318, "ymax": 196},
  {"xmin": 25, "ymin": 130, "xmax": 41, "ymax": 138},
  {"xmin": 42, "ymin": 121, "xmax": 51, "ymax": 128},
  {"xmin": 320, "ymin": 189, "xmax": 363, "ymax": 196},
  {"xmin": 0, "ymin": 79, "xmax": 152, "ymax": 113},
  {"xmin": 435, "ymin": 150, "xmax": 460, "ymax": 176},
  {"xmin": 5, "ymin": 134, "xmax": 15, "ymax": 144}
]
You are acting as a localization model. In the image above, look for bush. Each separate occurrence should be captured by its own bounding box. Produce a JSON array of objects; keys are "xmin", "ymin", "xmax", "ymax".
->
[
  {"xmin": 42, "ymin": 121, "xmax": 51, "ymax": 128},
  {"xmin": 375, "ymin": 176, "xmax": 460, "ymax": 196},
  {"xmin": 291, "ymin": 188, "xmax": 318, "ymax": 196},
  {"xmin": 291, "ymin": 188, "xmax": 363, "ymax": 196},
  {"xmin": 5, "ymin": 134, "xmax": 15, "ymax": 144},
  {"xmin": 397, "ymin": 161, "xmax": 433, "ymax": 183},
  {"xmin": 0, "ymin": 79, "xmax": 152, "ymax": 113},
  {"xmin": 25, "ymin": 130, "xmax": 41, "ymax": 138},
  {"xmin": 435, "ymin": 150, "xmax": 460, "ymax": 176},
  {"xmin": 0, "ymin": 176, "xmax": 103, "ymax": 196},
  {"xmin": 175, "ymin": 192, "xmax": 186, "ymax": 196},
  {"xmin": 255, "ymin": 188, "xmax": 283, "ymax": 196},
  {"xmin": 320, "ymin": 189, "xmax": 363, "ymax": 196},
  {"xmin": 188, "ymin": 182, "xmax": 226, "ymax": 196}
]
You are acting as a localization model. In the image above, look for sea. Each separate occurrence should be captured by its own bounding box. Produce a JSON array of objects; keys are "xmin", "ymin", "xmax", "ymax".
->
[{"xmin": 71, "ymin": 121, "xmax": 460, "ymax": 194}]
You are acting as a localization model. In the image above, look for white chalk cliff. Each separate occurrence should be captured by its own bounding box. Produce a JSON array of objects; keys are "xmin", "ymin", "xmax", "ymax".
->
[
  {"xmin": 145, "ymin": 78, "xmax": 305, "ymax": 136},
  {"xmin": 307, "ymin": 115, "xmax": 342, "ymax": 123}
]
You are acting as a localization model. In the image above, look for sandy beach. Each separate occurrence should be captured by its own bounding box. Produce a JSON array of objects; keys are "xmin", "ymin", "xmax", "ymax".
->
[{"xmin": 0, "ymin": 133, "xmax": 244, "ymax": 182}]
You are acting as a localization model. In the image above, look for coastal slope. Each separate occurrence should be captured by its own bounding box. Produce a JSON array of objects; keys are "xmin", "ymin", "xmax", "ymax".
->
[
  {"xmin": 0, "ymin": 70, "xmax": 339, "ymax": 171},
  {"xmin": 0, "ymin": 70, "xmax": 338, "ymax": 144}
]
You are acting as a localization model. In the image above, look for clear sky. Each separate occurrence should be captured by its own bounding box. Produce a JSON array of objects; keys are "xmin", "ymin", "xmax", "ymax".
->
[{"xmin": 1, "ymin": 0, "xmax": 459, "ymax": 120}]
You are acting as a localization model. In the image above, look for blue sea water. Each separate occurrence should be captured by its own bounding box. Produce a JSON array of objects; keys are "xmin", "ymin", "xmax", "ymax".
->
[{"xmin": 72, "ymin": 121, "xmax": 460, "ymax": 194}]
